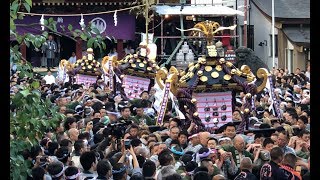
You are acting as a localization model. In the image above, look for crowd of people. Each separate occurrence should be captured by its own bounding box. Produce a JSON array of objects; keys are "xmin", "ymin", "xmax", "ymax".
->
[{"xmin": 9, "ymin": 63, "xmax": 310, "ymax": 179}]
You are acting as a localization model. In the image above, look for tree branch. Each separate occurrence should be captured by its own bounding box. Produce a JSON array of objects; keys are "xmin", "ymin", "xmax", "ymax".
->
[{"xmin": 15, "ymin": 23, "xmax": 78, "ymax": 42}]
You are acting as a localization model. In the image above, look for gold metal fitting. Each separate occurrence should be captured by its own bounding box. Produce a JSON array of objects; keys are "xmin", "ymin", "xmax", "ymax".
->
[
  {"xmin": 247, "ymin": 76, "xmax": 255, "ymax": 82},
  {"xmin": 226, "ymin": 62, "xmax": 233, "ymax": 67},
  {"xmin": 235, "ymin": 70, "xmax": 242, "ymax": 76},
  {"xmin": 219, "ymin": 58, "xmax": 226, "ymax": 64},
  {"xmin": 197, "ymin": 70, "xmax": 203, "ymax": 76}
]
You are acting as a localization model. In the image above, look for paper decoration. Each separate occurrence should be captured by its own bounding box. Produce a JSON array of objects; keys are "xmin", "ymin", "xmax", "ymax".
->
[
  {"xmin": 113, "ymin": 10, "xmax": 117, "ymax": 26},
  {"xmin": 79, "ymin": 14, "xmax": 85, "ymax": 30},
  {"xmin": 123, "ymin": 75, "xmax": 150, "ymax": 99},
  {"xmin": 193, "ymin": 91, "xmax": 233, "ymax": 129},
  {"xmin": 40, "ymin": 15, "xmax": 45, "ymax": 31}
]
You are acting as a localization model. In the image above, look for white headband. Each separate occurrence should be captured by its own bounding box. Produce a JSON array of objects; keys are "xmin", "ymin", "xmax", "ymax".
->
[
  {"xmin": 51, "ymin": 166, "xmax": 65, "ymax": 178},
  {"xmin": 65, "ymin": 171, "xmax": 80, "ymax": 180},
  {"xmin": 218, "ymin": 137, "xmax": 231, "ymax": 142}
]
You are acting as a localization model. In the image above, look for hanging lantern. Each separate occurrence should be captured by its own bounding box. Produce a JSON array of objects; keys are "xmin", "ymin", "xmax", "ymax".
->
[
  {"xmin": 186, "ymin": 49, "xmax": 195, "ymax": 62},
  {"xmin": 176, "ymin": 49, "xmax": 184, "ymax": 62}
]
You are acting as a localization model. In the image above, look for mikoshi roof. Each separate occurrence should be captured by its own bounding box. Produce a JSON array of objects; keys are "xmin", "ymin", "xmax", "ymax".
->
[
  {"xmin": 179, "ymin": 57, "xmax": 257, "ymax": 92},
  {"xmin": 117, "ymin": 54, "xmax": 159, "ymax": 78},
  {"xmin": 74, "ymin": 48, "xmax": 102, "ymax": 76}
]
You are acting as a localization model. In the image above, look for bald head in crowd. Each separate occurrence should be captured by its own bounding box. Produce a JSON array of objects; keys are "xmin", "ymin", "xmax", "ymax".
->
[
  {"xmin": 199, "ymin": 131, "xmax": 211, "ymax": 146},
  {"xmin": 68, "ymin": 128, "xmax": 79, "ymax": 142},
  {"xmin": 282, "ymin": 153, "xmax": 297, "ymax": 168},
  {"xmin": 233, "ymin": 135, "xmax": 245, "ymax": 152},
  {"xmin": 240, "ymin": 157, "xmax": 253, "ymax": 171},
  {"xmin": 212, "ymin": 174, "xmax": 226, "ymax": 180}
]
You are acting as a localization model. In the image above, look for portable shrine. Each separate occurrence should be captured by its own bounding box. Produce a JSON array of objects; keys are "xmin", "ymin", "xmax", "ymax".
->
[
  {"xmin": 72, "ymin": 48, "xmax": 103, "ymax": 88},
  {"xmin": 170, "ymin": 21, "xmax": 270, "ymax": 133},
  {"xmin": 115, "ymin": 41, "xmax": 160, "ymax": 100}
]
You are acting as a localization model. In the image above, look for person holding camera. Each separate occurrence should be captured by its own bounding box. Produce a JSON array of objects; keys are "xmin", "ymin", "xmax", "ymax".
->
[
  {"xmin": 215, "ymin": 147, "xmax": 238, "ymax": 179},
  {"xmin": 117, "ymin": 140, "xmax": 142, "ymax": 179}
]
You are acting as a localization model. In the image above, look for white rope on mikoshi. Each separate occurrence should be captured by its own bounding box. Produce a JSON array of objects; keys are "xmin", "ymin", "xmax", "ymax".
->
[
  {"xmin": 267, "ymin": 75, "xmax": 282, "ymax": 118},
  {"xmin": 156, "ymin": 81, "xmax": 171, "ymax": 125},
  {"xmin": 57, "ymin": 60, "xmax": 69, "ymax": 83},
  {"xmin": 153, "ymin": 86, "xmax": 185, "ymax": 121},
  {"xmin": 169, "ymin": 91, "xmax": 185, "ymax": 120},
  {"xmin": 108, "ymin": 58, "xmax": 114, "ymax": 92},
  {"xmin": 251, "ymin": 96, "xmax": 255, "ymax": 111}
]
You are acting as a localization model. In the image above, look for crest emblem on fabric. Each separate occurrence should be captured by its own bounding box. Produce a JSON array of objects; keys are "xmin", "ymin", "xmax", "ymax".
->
[
  {"xmin": 260, "ymin": 164, "xmax": 272, "ymax": 179},
  {"xmin": 234, "ymin": 172, "xmax": 247, "ymax": 180},
  {"xmin": 90, "ymin": 17, "xmax": 107, "ymax": 34}
]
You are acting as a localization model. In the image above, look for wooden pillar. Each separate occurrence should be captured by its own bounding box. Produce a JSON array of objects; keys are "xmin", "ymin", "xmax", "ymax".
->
[
  {"xmin": 20, "ymin": 43, "xmax": 27, "ymax": 60},
  {"xmin": 117, "ymin": 39, "xmax": 124, "ymax": 59},
  {"xmin": 76, "ymin": 37, "xmax": 82, "ymax": 59}
]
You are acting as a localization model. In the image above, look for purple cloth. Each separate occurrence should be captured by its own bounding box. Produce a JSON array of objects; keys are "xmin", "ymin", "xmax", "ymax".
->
[{"xmin": 15, "ymin": 12, "xmax": 136, "ymax": 40}]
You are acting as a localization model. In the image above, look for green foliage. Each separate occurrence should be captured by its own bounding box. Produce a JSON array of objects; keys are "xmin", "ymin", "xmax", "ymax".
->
[
  {"xmin": 130, "ymin": 0, "xmax": 156, "ymax": 22},
  {"xmin": 9, "ymin": 0, "xmax": 107, "ymax": 179},
  {"xmin": 10, "ymin": 85, "xmax": 63, "ymax": 179}
]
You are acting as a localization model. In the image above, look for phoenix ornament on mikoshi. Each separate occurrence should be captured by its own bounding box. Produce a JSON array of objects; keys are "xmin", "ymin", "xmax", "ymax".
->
[{"xmin": 176, "ymin": 21, "xmax": 237, "ymax": 45}]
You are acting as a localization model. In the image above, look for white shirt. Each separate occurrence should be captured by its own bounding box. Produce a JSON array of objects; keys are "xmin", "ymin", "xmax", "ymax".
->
[
  {"xmin": 125, "ymin": 48, "xmax": 134, "ymax": 55},
  {"xmin": 68, "ymin": 56, "xmax": 77, "ymax": 64},
  {"xmin": 305, "ymin": 71, "xmax": 310, "ymax": 80},
  {"xmin": 43, "ymin": 75, "xmax": 56, "ymax": 84}
]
